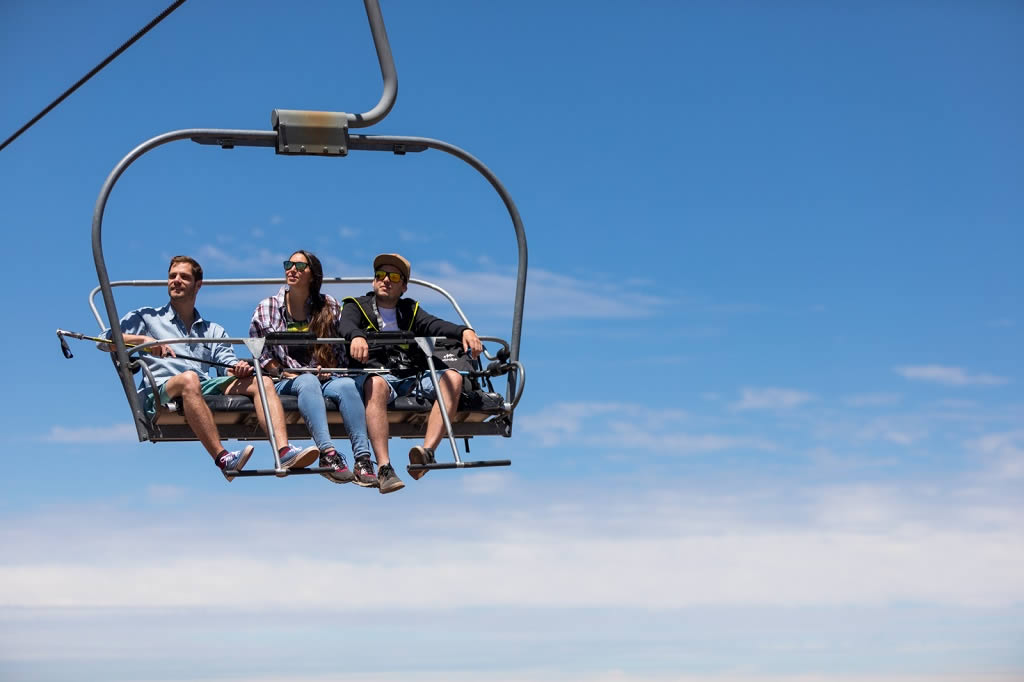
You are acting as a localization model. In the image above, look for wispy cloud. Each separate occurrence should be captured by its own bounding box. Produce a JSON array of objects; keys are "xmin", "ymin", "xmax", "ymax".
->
[
  {"xmin": 967, "ymin": 430, "xmax": 1024, "ymax": 480},
  {"xmin": 195, "ymin": 245, "xmax": 288, "ymax": 274},
  {"xmin": 419, "ymin": 261, "xmax": 665, "ymax": 319},
  {"xmin": 894, "ymin": 365, "xmax": 1009, "ymax": 387},
  {"xmin": 338, "ymin": 226, "xmax": 359, "ymax": 238},
  {"xmin": 732, "ymin": 387, "xmax": 815, "ymax": 411},
  {"xmin": 43, "ymin": 423, "xmax": 138, "ymax": 443},
  {"xmin": 856, "ymin": 417, "xmax": 928, "ymax": 446},
  {"xmin": 518, "ymin": 401, "xmax": 774, "ymax": 453}
]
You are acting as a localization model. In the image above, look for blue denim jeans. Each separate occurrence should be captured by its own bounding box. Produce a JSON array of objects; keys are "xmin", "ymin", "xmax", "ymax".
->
[{"xmin": 275, "ymin": 374, "xmax": 371, "ymax": 458}]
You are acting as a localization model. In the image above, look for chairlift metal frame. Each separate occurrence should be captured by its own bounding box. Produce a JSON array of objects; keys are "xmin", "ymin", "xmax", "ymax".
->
[{"xmin": 87, "ymin": 0, "xmax": 527, "ymax": 475}]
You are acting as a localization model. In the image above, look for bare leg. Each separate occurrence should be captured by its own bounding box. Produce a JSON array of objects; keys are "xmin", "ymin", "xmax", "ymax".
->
[
  {"xmin": 423, "ymin": 369, "xmax": 462, "ymax": 451},
  {"xmin": 227, "ymin": 376, "xmax": 289, "ymax": 447},
  {"xmin": 363, "ymin": 375, "xmax": 391, "ymax": 467},
  {"xmin": 164, "ymin": 372, "xmax": 224, "ymax": 459}
]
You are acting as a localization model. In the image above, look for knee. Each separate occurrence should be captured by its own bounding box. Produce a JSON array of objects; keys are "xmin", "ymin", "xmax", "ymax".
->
[
  {"xmin": 366, "ymin": 376, "xmax": 388, "ymax": 402},
  {"xmin": 294, "ymin": 373, "xmax": 318, "ymax": 391},
  {"xmin": 442, "ymin": 369, "xmax": 462, "ymax": 390},
  {"xmin": 261, "ymin": 376, "xmax": 276, "ymax": 392},
  {"xmin": 178, "ymin": 372, "xmax": 201, "ymax": 395}
]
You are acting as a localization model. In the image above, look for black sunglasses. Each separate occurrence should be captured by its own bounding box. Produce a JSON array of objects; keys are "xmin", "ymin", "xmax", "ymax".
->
[{"xmin": 283, "ymin": 260, "xmax": 310, "ymax": 272}]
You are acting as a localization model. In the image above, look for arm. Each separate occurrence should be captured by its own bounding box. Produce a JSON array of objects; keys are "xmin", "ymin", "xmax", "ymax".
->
[
  {"xmin": 411, "ymin": 306, "xmax": 482, "ymax": 359},
  {"xmin": 99, "ymin": 310, "xmax": 178, "ymax": 357},
  {"xmin": 210, "ymin": 324, "xmax": 242, "ymax": 375},
  {"xmin": 338, "ymin": 300, "xmax": 371, "ymax": 363}
]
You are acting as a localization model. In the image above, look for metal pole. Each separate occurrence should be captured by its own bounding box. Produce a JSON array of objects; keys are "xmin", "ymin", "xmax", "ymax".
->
[
  {"xmin": 250, "ymin": 354, "xmax": 284, "ymax": 472},
  {"xmin": 349, "ymin": 0, "xmax": 398, "ymax": 128},
  {"xmin": 415, "ymin": 337, "xmax": 461, "ymax": 464}
]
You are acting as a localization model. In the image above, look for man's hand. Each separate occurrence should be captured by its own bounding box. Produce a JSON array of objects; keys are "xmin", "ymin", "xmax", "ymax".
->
[
  {"xmin": 349, "ymin": 336, "xmax": 369, "ymax": 363},
  {"xmin": 137, "ymin": 335, "xmax": 176, "ymax": 358},
  {"xmin": 229, "ymin": 360, "xmax": 254, "ymax": 378},
  {"xmin": 462, "ymin": 329, "xmax": 483, "ymax": 360}
]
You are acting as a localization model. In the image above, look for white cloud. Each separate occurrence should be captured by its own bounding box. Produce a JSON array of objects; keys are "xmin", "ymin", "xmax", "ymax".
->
[
  {"xmin": 856, "ymin": 417, "xmax": 928, "ymax": 446},
  {"xmin": 518, "ymin": 401, "xmax": 634, "ymax": 447},
  {"xmin": 967, "ymin": 430, "xmax": 1024, "ymax": 480},
  {"xmin": 43, "ymin": 423, "xmax": 138, "ymax": 443},
  {"xmin": 732, "ymin": 387, "xmax": 814, "ymax": 411},
  {"xmin": 605, "ymin": 427, "xmax": 776, "ymax": 454},
  {"xmin": 97, "ymin": 675, "xmax": 1023, "ymax": 682},
  {"xmin": 894, "ymin": 365, "xmax": 1009, "ymax": 387},
  {"xmin": 414, "ymin": 261, "xmax": 665, "ymax": 320},
  {"xmin": 518, "ymin": 401, "xmax": 773, "ymax": 453},
  {"xmin": 338, "ymin": 226, "xmax": 359, "ymax": 238},
  {"xmin": 1, "ymin": 483, "xmax": 1022, "ymax": 610},
  {"xmin": 195, "ymin": 245, "xmax": 288, "ymax": 273}
]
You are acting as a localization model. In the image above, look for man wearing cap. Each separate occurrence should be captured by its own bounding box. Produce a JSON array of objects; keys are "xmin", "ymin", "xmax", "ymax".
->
[{"xmin": 338, "ymin": 253, "xmax": 483, "ymax": 493}]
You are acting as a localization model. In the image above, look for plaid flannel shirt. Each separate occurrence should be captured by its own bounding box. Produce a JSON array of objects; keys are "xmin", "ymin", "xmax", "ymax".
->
[{"xmin": 249, "ymin": 286, "xmax": 343, "ymax": 371}]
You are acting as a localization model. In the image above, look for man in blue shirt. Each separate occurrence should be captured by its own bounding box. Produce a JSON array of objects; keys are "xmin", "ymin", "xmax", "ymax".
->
[{"xmin": 108, "ymin": 256, "xmax": 317, "ymax": 480}]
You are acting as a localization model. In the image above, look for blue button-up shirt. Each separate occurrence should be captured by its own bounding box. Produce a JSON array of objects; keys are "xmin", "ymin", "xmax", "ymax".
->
[{"xmin": 109, "ymin": 302, "xmax": 240, "ymax": 398}]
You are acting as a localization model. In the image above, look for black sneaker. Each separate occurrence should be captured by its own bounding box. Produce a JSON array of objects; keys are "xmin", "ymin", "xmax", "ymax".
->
[
  {"xmin": 378, "ymin": 464, "xmax": 406, "ymax": 494},
  {"xmin": 353, "ymin": 456, "xmax": 378, "ymax": 488},
  {"xmin": 319, "ymin": 451, "xmax": 354, "ymax": 484},
  {"xmin": 407, "ymin": 445, "xmax": 436, "ymax": 481}
]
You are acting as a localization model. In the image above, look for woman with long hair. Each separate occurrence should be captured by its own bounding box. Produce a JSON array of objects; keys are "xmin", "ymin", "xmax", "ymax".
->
[{"xmin": 250, "ymin": 250, "xmax": 401, "ymax": 491}]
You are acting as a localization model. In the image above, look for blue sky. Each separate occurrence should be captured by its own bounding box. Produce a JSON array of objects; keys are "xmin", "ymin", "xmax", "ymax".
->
[{"xmin": 1, "ymin": 1, "xmax": 1022, "ymax": 680}]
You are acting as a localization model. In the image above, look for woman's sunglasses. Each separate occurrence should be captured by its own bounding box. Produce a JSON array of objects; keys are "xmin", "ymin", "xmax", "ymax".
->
[
  {"xmin": 374, "ymin": 270, "xmax": 403, "ymax": 283},
  {"xmin": 283, "ymin": 260, "xmax": 310, "ymax": 272}
]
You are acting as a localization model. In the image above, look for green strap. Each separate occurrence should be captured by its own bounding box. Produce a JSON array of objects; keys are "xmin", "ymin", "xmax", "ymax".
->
[{"xmin": 343, "ymin": 297, "xmax": 378, "ymax": 332}]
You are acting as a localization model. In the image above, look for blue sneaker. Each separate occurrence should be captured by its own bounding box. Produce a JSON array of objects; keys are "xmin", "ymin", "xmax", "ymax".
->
[
  {"xmin": 218, "ymin": 445, "xmax": 254, "ymax": 482},
  {"xmin": 279, "ymin": 444, "xmax": 319, "ymax": 470}
]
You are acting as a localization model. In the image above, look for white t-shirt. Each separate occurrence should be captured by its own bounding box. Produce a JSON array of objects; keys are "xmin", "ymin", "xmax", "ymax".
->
[{"xmin": 379, "ymin": 305, "xmax": 399, "ymax": 331}]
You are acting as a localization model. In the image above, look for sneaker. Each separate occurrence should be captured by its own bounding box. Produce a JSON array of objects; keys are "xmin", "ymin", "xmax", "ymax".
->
[
  {"xmin": 319, "ymin": 450, "xmax": 354, "ymax": 484},
  {"xmin": 352, "ymin": 455, "xmax": 378, "ymax": 488},
  {"xmin": 279, "ymin": 444, "xmax": 319, "ymax": 470},
  {"xmin": 378, "ymin": 464, "xmax": 406, "ymax": 494},
  {"xmin": 407, "ymin": 445, "xmax": 436, "ymax": 481},
  {"xmin": 219, "ymin": 445, "xmax": 254, "ymax": 482}
]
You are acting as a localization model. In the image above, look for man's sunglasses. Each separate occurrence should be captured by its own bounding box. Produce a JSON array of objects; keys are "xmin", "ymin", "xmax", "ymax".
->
[
  {"xmin": 375, "ymin": 270, "xmax": 403, "ymax": 283},
  {"xmin": 283, "ymin": 260, "xmax": 310, "ymax": 272}
]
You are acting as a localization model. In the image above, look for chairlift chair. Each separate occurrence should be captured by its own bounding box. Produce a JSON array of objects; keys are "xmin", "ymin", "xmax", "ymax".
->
[{"xmin": 73, "ymin": 0, "xmax": 527, "ymax": 478}]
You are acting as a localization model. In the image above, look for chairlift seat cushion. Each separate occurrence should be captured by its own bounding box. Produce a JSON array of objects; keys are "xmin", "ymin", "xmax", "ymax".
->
[{"xmin": 154, "ymin": 390, "xmax": 505, "ymax": 428}]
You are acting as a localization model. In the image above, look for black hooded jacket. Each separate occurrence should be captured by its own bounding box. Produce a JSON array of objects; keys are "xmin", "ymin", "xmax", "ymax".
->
[{"xmin": 338, "ymin": 292, "xmax": 470, "ymax": 374}]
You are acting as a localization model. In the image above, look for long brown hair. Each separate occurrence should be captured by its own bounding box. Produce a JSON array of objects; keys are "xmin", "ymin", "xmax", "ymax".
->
[{"xmin": 291, "ymin": 250, "xmax": 339, "ymax": 368}]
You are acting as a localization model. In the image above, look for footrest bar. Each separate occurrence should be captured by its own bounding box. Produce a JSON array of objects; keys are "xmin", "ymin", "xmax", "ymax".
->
[
  {"xmin": 407, "ymin": 459, "xmax": 511, "ymax": 471},
  {"xmin": 229, "ymin": 466, "xmax": 331, "ymax": 478}
]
